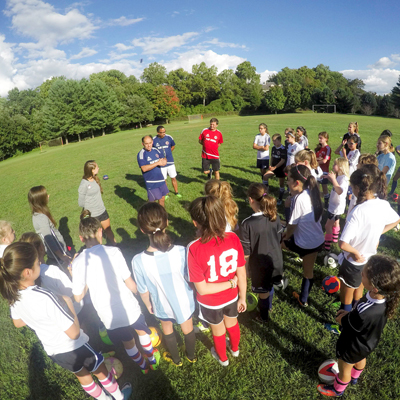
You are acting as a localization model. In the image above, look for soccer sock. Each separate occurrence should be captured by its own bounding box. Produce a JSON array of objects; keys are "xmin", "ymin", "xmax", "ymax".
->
[
  {"xmin": 332, "ymin": 226, "xmax": 340, "ymax": 243},
  {"xmin": 262, "ymin": 180, "xmax": 269, "ymax": 187},
  {"xmin": 390, "ymin": 180, "xmax": 398, "ymax": 195},
  {"xmin": 333, "ymin": 376, "xmax": 349, "ymax": 394},
  {"xmin": 258, "ymin": 297, "xmax": 270, "ymax": 321},
  {"xmin": 99, "ymin": 372, "xmax": 123, "ymax": 400},
  {"xmin": 139, "ymin": 334, "xmax": 156, "ymax": 363},
  {"xmin": 300, "ymin": 278, "xmax": 314, "ymax": 304},
  {"xmin": 184, "ymin": 329, "xmax": 196, "ymax": 361},
  {"xmin": 213, "ymin": 333, "xmax": 228, "ymax": 362},
  {"xmin": 226, "ymin": 322, "xmax": 240, "ymax": 352},
  {"xmin": 125, "ymin": 344, "xmax": 147, "ymax": 370},
  {"xmin": 82, "ymin": 381, "xmax": 108, "ymax": 399},
  {"xmin": 163, "ymin": 332, "xmax": 181, "ymax": 364},
  {"xmin": 285, "ymin": 207, "xmax": 291, "ymax": 223},
  {"xmin": 351, "ymin": 366, "xmax": 364, "ymax": 380},
  {"xmin": 340, "ymin": 303, "xmax": 353, "ymax": 312},
  {"xmin": 324, "ymin": 233, "xmax": 333, "ymax": 251},
  {"xmin": 324, "ymin": 194, "xmax": 330, "ymax": 207},
  {"xmin": 268, "ymin": 287, "xmax": 274, "ymax": 310},
  {"xmin": 279, "ymin": 187, "xmax": 284, "ymax": 200}
]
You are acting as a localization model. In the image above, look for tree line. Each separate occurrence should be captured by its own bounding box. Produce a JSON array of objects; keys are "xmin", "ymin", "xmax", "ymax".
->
[{"xmin": 1, "ymin": 61, "xmax": 400, "ymax": 160}]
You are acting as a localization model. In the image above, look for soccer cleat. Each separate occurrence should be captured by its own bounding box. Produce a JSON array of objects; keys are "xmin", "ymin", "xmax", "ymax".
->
[
  {"xmin": 293, "ymin": 291, "xmax": 308, "ymax": 307},
  {"xmin": 193, "ymin": 321, "xmax": 210, "ymax": 333},
  {"xmin": 165, "ymin": 194, "xmax": 169, "ymax": 201},
  {"xmin": 149, "ymin": 349, "xmax": 161, "ymax": 370},
  {"xmin": 226, "ymin": 338, "xmax": 239, "ymax": 357},
  {"xmin": 324, "ymin": 323, "xmax": 341, "ymax": 335},
  {"xmin": 175, "ymin": 193, "xmax": 183, "ymax": 198},
  {"xmin": 162, "ymin": 352, "xmax": 183, "ymax": 367},
  {"xmin": 254, "ymin": 315, "xmax": 268, "ymax": 324},
  {"xmin": 317, "ymin": 384, "xmax": 343, "ymax": 397},
  {"xmin": 121, "ymin": 382, "xmax": 133, "ymax": 400},
  {"xmin": 210, "ymin": 347, "xmax": 229, "ymax": 367},
  {"xmin": 350, "ymin": 378, "xmax": 358, "ymax": 385},
  {"xmin": 185, "ymin": 355, "xmax": 197, "ymax": 364},
  {"xmin": 277, "ymin": 199, "xmax": 282, "ymax": 206},
  {"xmin": 273, "ymin": 276, "xmax": 288, "ymax": 291}
]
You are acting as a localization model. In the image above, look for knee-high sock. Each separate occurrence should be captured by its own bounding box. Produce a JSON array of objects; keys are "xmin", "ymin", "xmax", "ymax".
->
[
  {"xmin": 125, "ymin": 344, "xmax": 147, "ymax": 370},
  {"xmin": 279, "ymin": 187, "xmax": 285, "ymax": 200},
  {"xmin": 268, "ymin": 287, "xmax": 274, "ymax": 310},
  {"xmin": 390, "ymin": 180, "xmax": 398, "ymax": 195},
  {"xmin": 333, "ymin": 376, "xmax": 349, "ymax": 394},
  {"xmin": 163, "ymin": 332, "xmax": 181, "ymax": 364},
  {"xmin": 258, "ymin": 297, "xmax": 270, "ymax": 321},
  {"xmin": 213, "ymin": 333, "xmax": 228, "ymax": 362},
  {"xmin": 99, "ymin": 372, "xmax": 123, "ymax": 400},
  {"xmin": 285, "ymin": 207, "xmax": 291, "ymax": 223},
  {"xmin": 139, "ymin": 334, "xmax": 155, "ymax": 362},
  {"xmin": 226, "ymin": 322, "xmax": 240, "ymax": 352},
  {"xmin": 324, "ymin": 233, "xmax": 333, "ymax": 250},
  {"xmin": 332, "ymin": 226, "xmax": 340, "ymax": 243},
  {"xmin": 184, "ymin": 329, "xmax": 196, "ymax": 361},
  {"xmin": 82, "ymin": 381, "xmax": 109, "ymax": 399},
  {"xmin": 300, "ymin": 278, "xmax": 314, "ymax": 304},
  {"xmin": 351, "ymin": 366, "xmax": 364, "ymax": 380}
]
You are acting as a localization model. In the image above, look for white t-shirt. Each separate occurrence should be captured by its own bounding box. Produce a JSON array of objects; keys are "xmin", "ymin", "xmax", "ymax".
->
[
  {"xmin": 289, "ymin": 190, "xmax": 324, "ymax": 249},
  {"xmin": 347, "ymin": 194, "xmax": 357, "ymax": 215},
  {"xmin": 287, "ymin": 143, "xmax": 302, "ymax": 166},
  {"xmin": 72, "ymin": 245, "xmax": 142, "ymax": 330},
  {"xmin": 340, "ymin": 149, "xmax": 360, "ymax": 176},
  {"xmin": 312, "ymin": 166, "xmax": 324, "ymax": 181},
  {"xmin": 0, "ymin": 244, "xmax": 7, "ymax": 257},
  {"xmin": 340, "ymin": 198, "xmax": 399, "ymax": 265},
  {"xmin": 10, "ymin": 285, "xmax": 88, "ymax": 356},
  {"xmin": 254, "ymin": 134, "xmax": 270, "ymax": 160},
  {"xmin": 328, "ymin": 175, "xmax": 349, "ymax": 215},
  {"xmin": 298, "ymin": 135, "xmax": 308, "ymax": 150}
]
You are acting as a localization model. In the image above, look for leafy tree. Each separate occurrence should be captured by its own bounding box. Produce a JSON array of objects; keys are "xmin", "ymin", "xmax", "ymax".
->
[
  {"xmin": 191, "ymin": 62, "xmax": 219, "ymax": 106},
  {"xmin": 90, "ymin": 70, "xmax": 128, "ymax": 102},
  {"xmin": 167, "ymin": 68, "xmax": 193, "ymax": 106},
  {"xmin": 123, "ymin": 95, "xmax": 154, "ymax": 128},
  {"xmin": 153, "ymin": 85, "xmax": 180, "ymax": 122},
  {"xmin": 283, "ymin": 83, "xmax": 302, "ymax": 111},
  {"xmin": 335, "ymin": 88, "xmax": 354, "ymax": 114},
  {"xmin": 218, "ymin": 69, "xmax": 242, "ymax": 101},
  {"xmin": 38, "ymin": 76, "xmax": 66, "ymax": 99},
  {"xmin": 311, "ymin": 86, "xmax": 335, "ymax": 106},
  {"xmin": 378, "ymin": 94, "xmax": 394, "ymax": 116},
  {"xmin": 360, "ymin": 92, "xmax": 377, "ymax": 115},
  {"xmin": 141, "ymin": 62, "xmax": 167, "ymax": 86},
  {"xmin": 391, "ymin": 75, "xmax": 400, "ymax": 110},
  {"xmin": 235, "ymin": 61, "xmax": 260, "ymax": 84},
  {"xmin": 6, "ymin": 88, "xmax": 42, "ymax": 118},
  {"xmin": 264, "ymin": 86, "xmax": 286, "ymax": 114}
]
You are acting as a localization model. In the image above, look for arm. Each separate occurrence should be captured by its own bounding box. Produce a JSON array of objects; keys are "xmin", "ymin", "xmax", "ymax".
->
[
  {"xmin": 13, "ymin": 319, "xmax": 27, "ymax": 328},
  {"xmin": 124, "ymin": 276, "xmax": 138, "ymax": 295},
  {"xmin": 194, "ymin": 278, "xmax": 237, "ymax": 296},
  {"xmin": 171, "ymin": 146, "xmax": 175, "ymax": 152},
  {"xmin": 236, "ymin": 266, "xmax": 247, "ymax": 313},
  {"xmin": 140, "ymin": 158, "xmax": 167, "ymax": 172},
  {"xmin": 139, "ymin": 291, "xmax": 153, "ymax": 314},
  {"xmin": 318, "ymin": 158, "xmax": 329, "ymax": 165},
  {"xmin": 74, "ymin": 285, "xmax": 88, "ymax": 303},
  {"xmin": 382, "ymin": 218, "xmax": 400, "ymax": 234},
  {"xmin": 327, "ymin": 173, "xmax": 343, "ymax": 195},
  {"xmin": 78, "ymin": 180, "xmax": 87, "ymax": 208},
  {"xmin": 62, "ymin": 295, "xmax": 81, "ymax": 340},
  {"xmin": 282, "ymin": 224, "xmax": 296, "ymax": 241},
  {"xmin": 382, "ymin": 166, "xmax": 390, "ymax": 175},
  {"xmin": 334, "ymin": 143, "xmax": 343, "ymax": 155},
  {"xmin": 339, "ymin": 240, "xmax": 365, "ymax": 263},
  {"xmin": 271, "ymin": 159, "xmax": 285, "ymax": 170}
]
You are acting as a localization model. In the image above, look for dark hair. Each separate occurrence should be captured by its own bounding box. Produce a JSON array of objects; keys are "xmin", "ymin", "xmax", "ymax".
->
[
  {"xmin": 79, "ymin": 210, "xmax": 102, "ymax": 240},
  {"xmin": 0, "ymin": 242, "xmax": 38, "ymax": 306},
  {"xmin": 272, "ymin": 133, "xmax": 281, "ymax": 142},
  {"xmin": 142, "ymin": 135, "xmax": 152, "ymax": 142},
  {"xmin": 297, "ymin": 126, "xmax": 307, "ymax": 138},
  {"xmin": 28, "ymin": 186, "xmax": 57, "ymax": 227},
  {"xmin": 381, "ymin": 129, "xmax": 392, "ymax": 137},
  {"xmin": 83, "ymin": 160, "xmax": 103, "ymax": 194},
  {"xmin": 315, "ymin": 131, "xmax": 329, "ymax": 153},
  {"xmin": 350, "ymin": 164, "xmax": 387, "ymax": 205},
  {"xmin": 189, "ymin": 196, "xmax": 225, "ymax": 243},
  {"xmin": 259, "ymin": 123, "xmax": 269, "ymax": 134},
  {"xmin": 358, "ymin": 153, "xmax": 378, "ymax": 167},
  {"xmin": 364, "ymin": 255, "xmax": 400, "ymax": 319},
  {"xmin": 210, "ymin": 118, "xmax": 219, "ymax": 125},
  {"xmin": 156, "ymin": 126, "xmax": 165, "ymax": 133},
  {"xmin": 137, "ymin": 203, "xmax": 171, "ymax": 252},
  {"xmin": 288, "ymin": 165, "xmax": 323, "ymax": 222},
  {"xmin": 348, "ymin": 134, "xmax": 360, "ymax": 145},
  {"xmin": 247, "ymin": 183, "xmax": 277, "ymax": 221}
]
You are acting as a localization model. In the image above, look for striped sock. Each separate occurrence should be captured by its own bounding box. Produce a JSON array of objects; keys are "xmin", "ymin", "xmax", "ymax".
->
[
  {"xmin": 82, "ymin": 381, "xmax": 108, "ymax": 400},
  {"xmin": 99, "ymin": 372, "xmax": 123, "ymax": 400},
  {"xmin": 324, "ymin": 233, "xmax": 333, "ymax": 251},
  {"xmin": 139, "ymin": 334, "xmax": 156, "ymax": 363},
  {"xmin": 333, "ymin": 376, "xmax": 349, "ymax": 394},
  {"xmin": 332, "ymin": 227, "xmax": 340, "ymax": 243},
  {"xmin": 125, "ymin": 344, "xmax": 147, "ymax": 371}
]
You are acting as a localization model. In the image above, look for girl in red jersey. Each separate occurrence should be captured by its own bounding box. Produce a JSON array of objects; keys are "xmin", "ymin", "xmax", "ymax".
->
[
  {"xmin": 187, "ymin": 196, "xmax": 247, "ymax": 367},
  {"xmin": 315, "ymin": 131, "xmax": 332, "ymax": 208}
]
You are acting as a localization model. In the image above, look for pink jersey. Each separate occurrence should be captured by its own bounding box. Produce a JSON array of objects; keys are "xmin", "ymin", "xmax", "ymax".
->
[
  {"xmin": 316, "ymin": 145, "xmax": 331, "ymax": 173},
  {"xmin": 187, "ymin": 232, "xmax": 245, "ymax": 308},
  {"xmin": 199, "ymin": 128, "xmax": 223, "ymax": 159}
]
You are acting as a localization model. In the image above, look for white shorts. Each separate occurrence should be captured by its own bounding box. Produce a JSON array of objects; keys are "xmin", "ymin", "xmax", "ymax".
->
[{"xmin": 161, "ymin": 164, "xmax": 177, "ymax": 179}]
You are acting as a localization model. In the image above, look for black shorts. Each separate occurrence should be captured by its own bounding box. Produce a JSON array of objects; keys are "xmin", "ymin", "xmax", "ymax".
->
[
  {"xmin": 107, "ymin": 314, "xmax": 151, "ymax": 343},
  {"xmin": 198, "ymin": 300, "xmax": 238, "ymax": 325},
  {"xmin": 50, "ymin": 343, "xmax": 103, "ymax": 373},
  {"xmin": 284, "ymin": 237, "xmax": 323, "ymax": 258},
  {"xmin": 95, "ymin": 209, "xmax": 110, "ymax": 222},
  {"xmin": 257, "ymin": 159, "xmax": 269, "ymax": 169},
  {"xmin": 327, "ymin": 212, "xmax": 340, "ymax": 221},
  {"xmin": 336, "ymin": 336, "xmax": 369, "ymax": 364},
  {"xmin": 202, "ymin": 158, "xmax": 220, "ymax": 172},
  {"xmin": 338, "ymin": 257, "xmax": 365, "ymax": 289},
  {"xmin": 320, "ymin": 177, "xmax": 329, "ymax": 185},
  {"xmin": 273, "ymin": 167, "xmax": 286, "ymax": 178}
]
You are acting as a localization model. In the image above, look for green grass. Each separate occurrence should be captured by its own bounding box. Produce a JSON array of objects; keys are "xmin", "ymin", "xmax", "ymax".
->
[{"xmin": 1, "ymin": 112, "xmax": 400, "ymax": 400}]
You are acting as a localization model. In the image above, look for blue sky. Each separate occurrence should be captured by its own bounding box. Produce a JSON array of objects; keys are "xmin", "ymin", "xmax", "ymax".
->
[{"xmin": 0, "ymin": 0, "xmax": 399, "ymax": 97}]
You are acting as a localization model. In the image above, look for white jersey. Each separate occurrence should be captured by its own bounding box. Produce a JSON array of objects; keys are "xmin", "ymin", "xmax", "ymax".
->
[
  {"xmin": 340, "ymin": 149, "xmax": 360, "ymax": 176},
  {"xmin": 10, "ymin": 285, "xmax": 88, "ymax": 356},
  {"xmin": 312, "ymin": 166, "xmax": 324, "ymax": 181},
  {"xmin": 340, "ymin": 198, "xmax": 399, "ymax": 266},
  {"xmin": 298, "ymin": 135, "xmax": 308, "ymax": 150},
  {"xmin": 287, "ymin": 143, "xmax": 302, "ymax": 166},
  {"xmin": 0, "ymin": 244, "xmax": 7, "ymax": 257},
  {"xmin": 328, "ymin": 175, "xmax": 349, "ymax": 215},
  {"xmin": 72, "ymin": 244, "xmax": 142, "ymax": 330},
  {"xmin": 254, "ymin": 134, "xmax": 270, "ymax": 160}
]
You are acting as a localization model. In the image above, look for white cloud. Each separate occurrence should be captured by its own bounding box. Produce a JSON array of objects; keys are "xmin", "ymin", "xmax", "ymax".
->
[
  {"xmin": 391, "ymin": 54, "xmax": 400, "ymax": 63},
  {"xmin": 132, "ymin": 32, "xmax": 199, "ymax": 55},
  {"xmin": 70, "ymin": 47, "xmax": 98, "ymax": 60},
  {"xmin": 258, "ymin": 69, "xmax": 277, "ymax": 84},
  {"xmin": 114, "ymin": 43, "xmax": 135, "ymax": 52},
  {"xmin": 368, "ymin": 57, "xmax": 396, "ymax": 69},
  {"xmin": 100, "ymin": 51, "xmax": 137, "ymax": 62},
  {"xmin": 108, "ymin": 16, "xmax": 144, "ymax": 26},
  {"xmin": 18, "ymin": 42, "xmax": 66, "ymax": 59},
  {"xmin": 204, "ymin": 26, "xmax": 216, "ymax": 33},
  {"xmin": 204, "ymin": 38, "xmax": 247, "ymax": 49},
  {"xmin": 171, "ymin": 11, "xmax": 179, "ymax": 17},
  {"xmin": 163, "ymin": 49, "xmax": 245, "ymax": 74},
  {"xmin": 0, "ymin": 35, "xmax": 18, "ymax": 96}
]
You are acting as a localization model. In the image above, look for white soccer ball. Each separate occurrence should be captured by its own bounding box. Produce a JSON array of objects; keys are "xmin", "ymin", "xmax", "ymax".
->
[
  {"xmin": 318, "ymin": 359, "xmax": 339, "ymax": 384},
  {"xmin": 324, "ymin": 254, "xmax": 338, "ymax": 269},
  {"xmin": 394, "ymin": 223, "xmax": 400, "ymax": 232}
]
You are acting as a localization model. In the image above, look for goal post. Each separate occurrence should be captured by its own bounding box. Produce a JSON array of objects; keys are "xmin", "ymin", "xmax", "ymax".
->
[
  {"xmin": 188, "ymin": 114, "xmax": 203, "ymax": 123},
  {"xmin": 48, "ymin": 137, "xmax": 63, "ymax": 147},
  {"xmin": 312, "ymin": 104, "xmax": 336, "ymax": 113}
]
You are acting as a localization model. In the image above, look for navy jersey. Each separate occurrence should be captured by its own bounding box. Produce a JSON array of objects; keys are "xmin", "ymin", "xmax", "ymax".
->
[
  {"xmin": 137, "ymin": 148, "xmax": 165, "ymax": 189},
  {"xmin": 153, "ymin": 135, "xmax": 176, "ymax": 165},
  {"xmin": 271, "ymin": 145, "xmax": 287, "ymax": 168}
]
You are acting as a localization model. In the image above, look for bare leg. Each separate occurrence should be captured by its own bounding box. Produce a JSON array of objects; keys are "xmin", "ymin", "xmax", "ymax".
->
[
  {"xmin": 100, "ymin": 218, "xmax": 116, "ymax": 245},
  {"xmin": 171, "ymin": 177, "xmax": 179, "ymax": 194},
  {"xmin": 159, "ymin": 196, "xmax": 165, "ymax": 208},
  {"xmin": 214, "ymin": 171, "xmax": 220, "ymax": 180}
]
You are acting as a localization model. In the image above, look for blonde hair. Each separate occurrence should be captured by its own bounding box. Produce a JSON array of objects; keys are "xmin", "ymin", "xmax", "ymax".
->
[
  {"xmin": 0, "ymin": 221, "xmax": 12, "ymax": 241},
  {"xmin": 349, "ymin": 122, "xmax": 359, "ymax": 133},
  {"xmin": 334, "ymin": 157, "xmax": 350, "ymax": 178},
  {"xmin": 295, "ymin": 149, "xmax": 318, "ymax": 169},
  {"xmin": 259, "ymin": 123, "xmax": 269, "ymax": 134},
  {"xmin": 378, "ymin": 135, "xmax": 394, "ymax": 153},
  {"xmin": 204, "ymin": 180, "xmax": 238, "ymax": 229}
]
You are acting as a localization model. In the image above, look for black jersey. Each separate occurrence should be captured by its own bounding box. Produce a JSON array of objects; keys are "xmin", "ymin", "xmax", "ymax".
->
[
  {"xmin": 343, "ymin": 132, "xmax": 362, "ymax": 152},
  {"xmin": 336, "ymin": 292, "xmax": 387, "ymax": 364},
  {"xmin": 239, "ymin": 212, "xmax": 283, "ymax": 291},
  {"xmin": 271, "ymin": 145, "xmax": 287, "ymax": 168}
]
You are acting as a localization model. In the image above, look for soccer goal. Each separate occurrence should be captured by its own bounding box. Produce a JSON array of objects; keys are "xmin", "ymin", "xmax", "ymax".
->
[
  {"xmin": 188, "ymin": 114, "xmax": 203, "ymax": 123},
  {"xmin": 48, "ymin": 137, "xmax": 64, "ymax": 147},
  {"xmin": 312, "ymin": 104, "xmax": 336, "ymax": 113}
]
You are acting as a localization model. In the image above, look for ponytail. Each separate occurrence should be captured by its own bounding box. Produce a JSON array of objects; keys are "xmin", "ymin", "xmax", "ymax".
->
[
  {"xmin": 295, "ymin": 149, "xmax": 318, "ymax": 169},
  {"xmin": 79, "ymin": 210, "xmax": 102, "ymax": 240},
  {"xmin": 137, "ymin": 203, "xmax": 172, "ymax": 252},
  {"xmin": 297, "ymin": 126, "xmax": 307, "ymax": 138},
  {"xmin": 247, "ymin": 183, "xmax": 277, "ymax": 221}
]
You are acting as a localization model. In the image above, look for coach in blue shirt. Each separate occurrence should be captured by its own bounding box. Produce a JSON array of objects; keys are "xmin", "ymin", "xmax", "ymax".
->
[{"xmin": 137, "ymin": 135, "xmax": 169, "ymax": 207}]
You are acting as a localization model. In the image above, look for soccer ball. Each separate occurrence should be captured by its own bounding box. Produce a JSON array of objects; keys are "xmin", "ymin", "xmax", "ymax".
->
[
  {"xmin": 322, "ymin": 276, "xmax": 340, "ymax": 294},
  {"xmin": 393, "ymin": 193, "xmax": 399, "ymax": 202},
  {"xmin": 394, "ymin": 223, "xmax": 400, "ymax": 232},
  {"xmin": 324, "ymin": 253, "xmax": 338, "ymax": 269},
  {"xmin": 246, "ymin": 292, "xmax": 258, "ymax": 312},
  {"xmin": 318, "ymin": 359, "xmax": 339, "ymax": 384},
  {"xmin": 149, "ymin": 326, "xmax": 161, "ymax": 347},
  {"xmin": 103, "ymin": 175, "xmax": 109, "ymax": 180},
  {"xmin": 104, "ymin": 357, "xmax": 124, "ymax": 379}
]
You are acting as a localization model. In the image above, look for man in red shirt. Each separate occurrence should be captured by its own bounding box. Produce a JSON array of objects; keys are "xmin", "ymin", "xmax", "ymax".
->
[{"xmin": 199, "ymin": 118, "xmax": 223, "ymax": 180}]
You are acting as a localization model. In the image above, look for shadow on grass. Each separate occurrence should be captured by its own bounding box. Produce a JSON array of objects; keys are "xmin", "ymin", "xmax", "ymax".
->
[
  {"xmin": 58, "ymin": 216, "xmax": 76, "ymax": 255},
  {"xmin": 114, "ymin": 184, "xmax": 146, "ymax": 209},
  {"xmin": 176, "ymin": 173, "xmax": 204, "ymax": 185}
]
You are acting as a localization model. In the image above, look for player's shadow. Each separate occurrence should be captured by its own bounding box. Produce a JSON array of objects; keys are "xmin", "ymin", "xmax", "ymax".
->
[
  {"xmin": 176, "ymin": 172, "xmax": 203, "ymax": 184},
  {"xmin": 114, "ymin": 185, "xmax": 146, "ymax": 209},
  {"xmin": 190, "ymin": 167, "xmax": 207, "ymax": 179},
  {"xmin": 168, "ymin": 214, "xmax": 196, "ymax": 246},
  {"xmin": 223, "ymin": 164, "xmax": 259, "ymax": 176},
  {"xmin": 58, "ymin": 217, "xmax": 76, "ymax": 254}
]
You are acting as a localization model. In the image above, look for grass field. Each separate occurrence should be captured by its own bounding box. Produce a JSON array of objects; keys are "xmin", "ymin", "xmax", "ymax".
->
[{"xmin": 1, "ymin": 112, "xmax": 400, "ymax": 400}]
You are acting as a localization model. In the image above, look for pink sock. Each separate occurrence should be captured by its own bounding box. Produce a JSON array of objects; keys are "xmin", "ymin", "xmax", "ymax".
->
[
  {"xmin": 324, "ymin": 233, "xmax": 332, "ymax": 250},
  {"xmin": 99, "ymin": 372, "xmax": 120, "ymax": 396},
  {"xmin": 351, "ymin": 367, "xmax": 364, "ymax": 380},
  {"xmin": 332, "ymin": 227, "xmax": 340, "ymax": 242},
  {"xmin": 333, "ymin": 376, "xmax": 349, "ymax": 393},
  {"xmin": 81, "ymin": 381, "xmax": 104, "ymax": 399}
]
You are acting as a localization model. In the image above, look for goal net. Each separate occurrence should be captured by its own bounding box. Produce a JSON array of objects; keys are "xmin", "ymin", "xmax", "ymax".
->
[
  {"xmin": 48, "ymin": 137, "xmax": 63, "ymax": 147},
  {"xmin": 188, "ymin": 114, "xmax": 203, "ymax": 122},
  {"xmin": 312, "ymin": 104, "xmax": 336, "ymax": 113}
]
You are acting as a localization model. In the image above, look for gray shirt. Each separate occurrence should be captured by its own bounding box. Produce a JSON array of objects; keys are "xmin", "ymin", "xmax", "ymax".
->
[{"xmin": 78, "ymin": 179, "xmax": 106, "ymax": 218}]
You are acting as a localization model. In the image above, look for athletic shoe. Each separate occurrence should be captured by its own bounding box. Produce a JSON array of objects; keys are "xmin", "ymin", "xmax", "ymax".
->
[
  {"xmin": 165, "ymin": 194, "xmax": 169, "ymax": 201},
  {"xmin": 277, "ymin": 199, "xmax": 282, "ymax": 206},
  {"xmin": 293, "ymin": 291, "xmax": 308, "ymax": 307},
  {"xmin": 210, "ymin": 346, "xmax": 229, "ymax": 367},
  {"xmin": 208, "ymin": 169, "xmax": 213, "ymax": 179},
  {"xmin": 226, "ymin": 338, "xmax": 239, "ymax": 357},
  {"xmin": 273, "ymin": 276, "xmax": 288, "ymax": 291},
  {"xmin": 121, "ymin": 382, "xmax": 133, "ymax": 400},
  {"xmin": 149, "ymin": 349, "xmax": 161, "ymax": 370},
  {"xmin": 185, "ymin": 355, "xmax": 197, "ymax": 364},
  {"xmin": 324, "ymin": 323, "xmax": 341, "ymax": 335},
  {"xmin": 175, "ymin": 193, "xmax": 183, "ymax": 198},
  {"xmin": 350, "ymin": 378, "xmax": 358, "ymax": 385},
  {"xmin": 331, "ymin": 301, "xmax": 341, "ymax": 310},
  {"xmin": 290, "ymin": 256, "xmax": 303, "ymax": 263},
  {"xmin": 254, "ymin": 315, "xmax": 268, "ymax": 324},
  {"xmin": 162, "ymin": 352, "xmax": 183, "ymax": 367},
  {"xmin": 317, "ymin": 383, "xmax": 343, "ymax": 397},
  {"xmin": 193, "ymin": 321, "xmax": 210, "ymax": 333}
]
